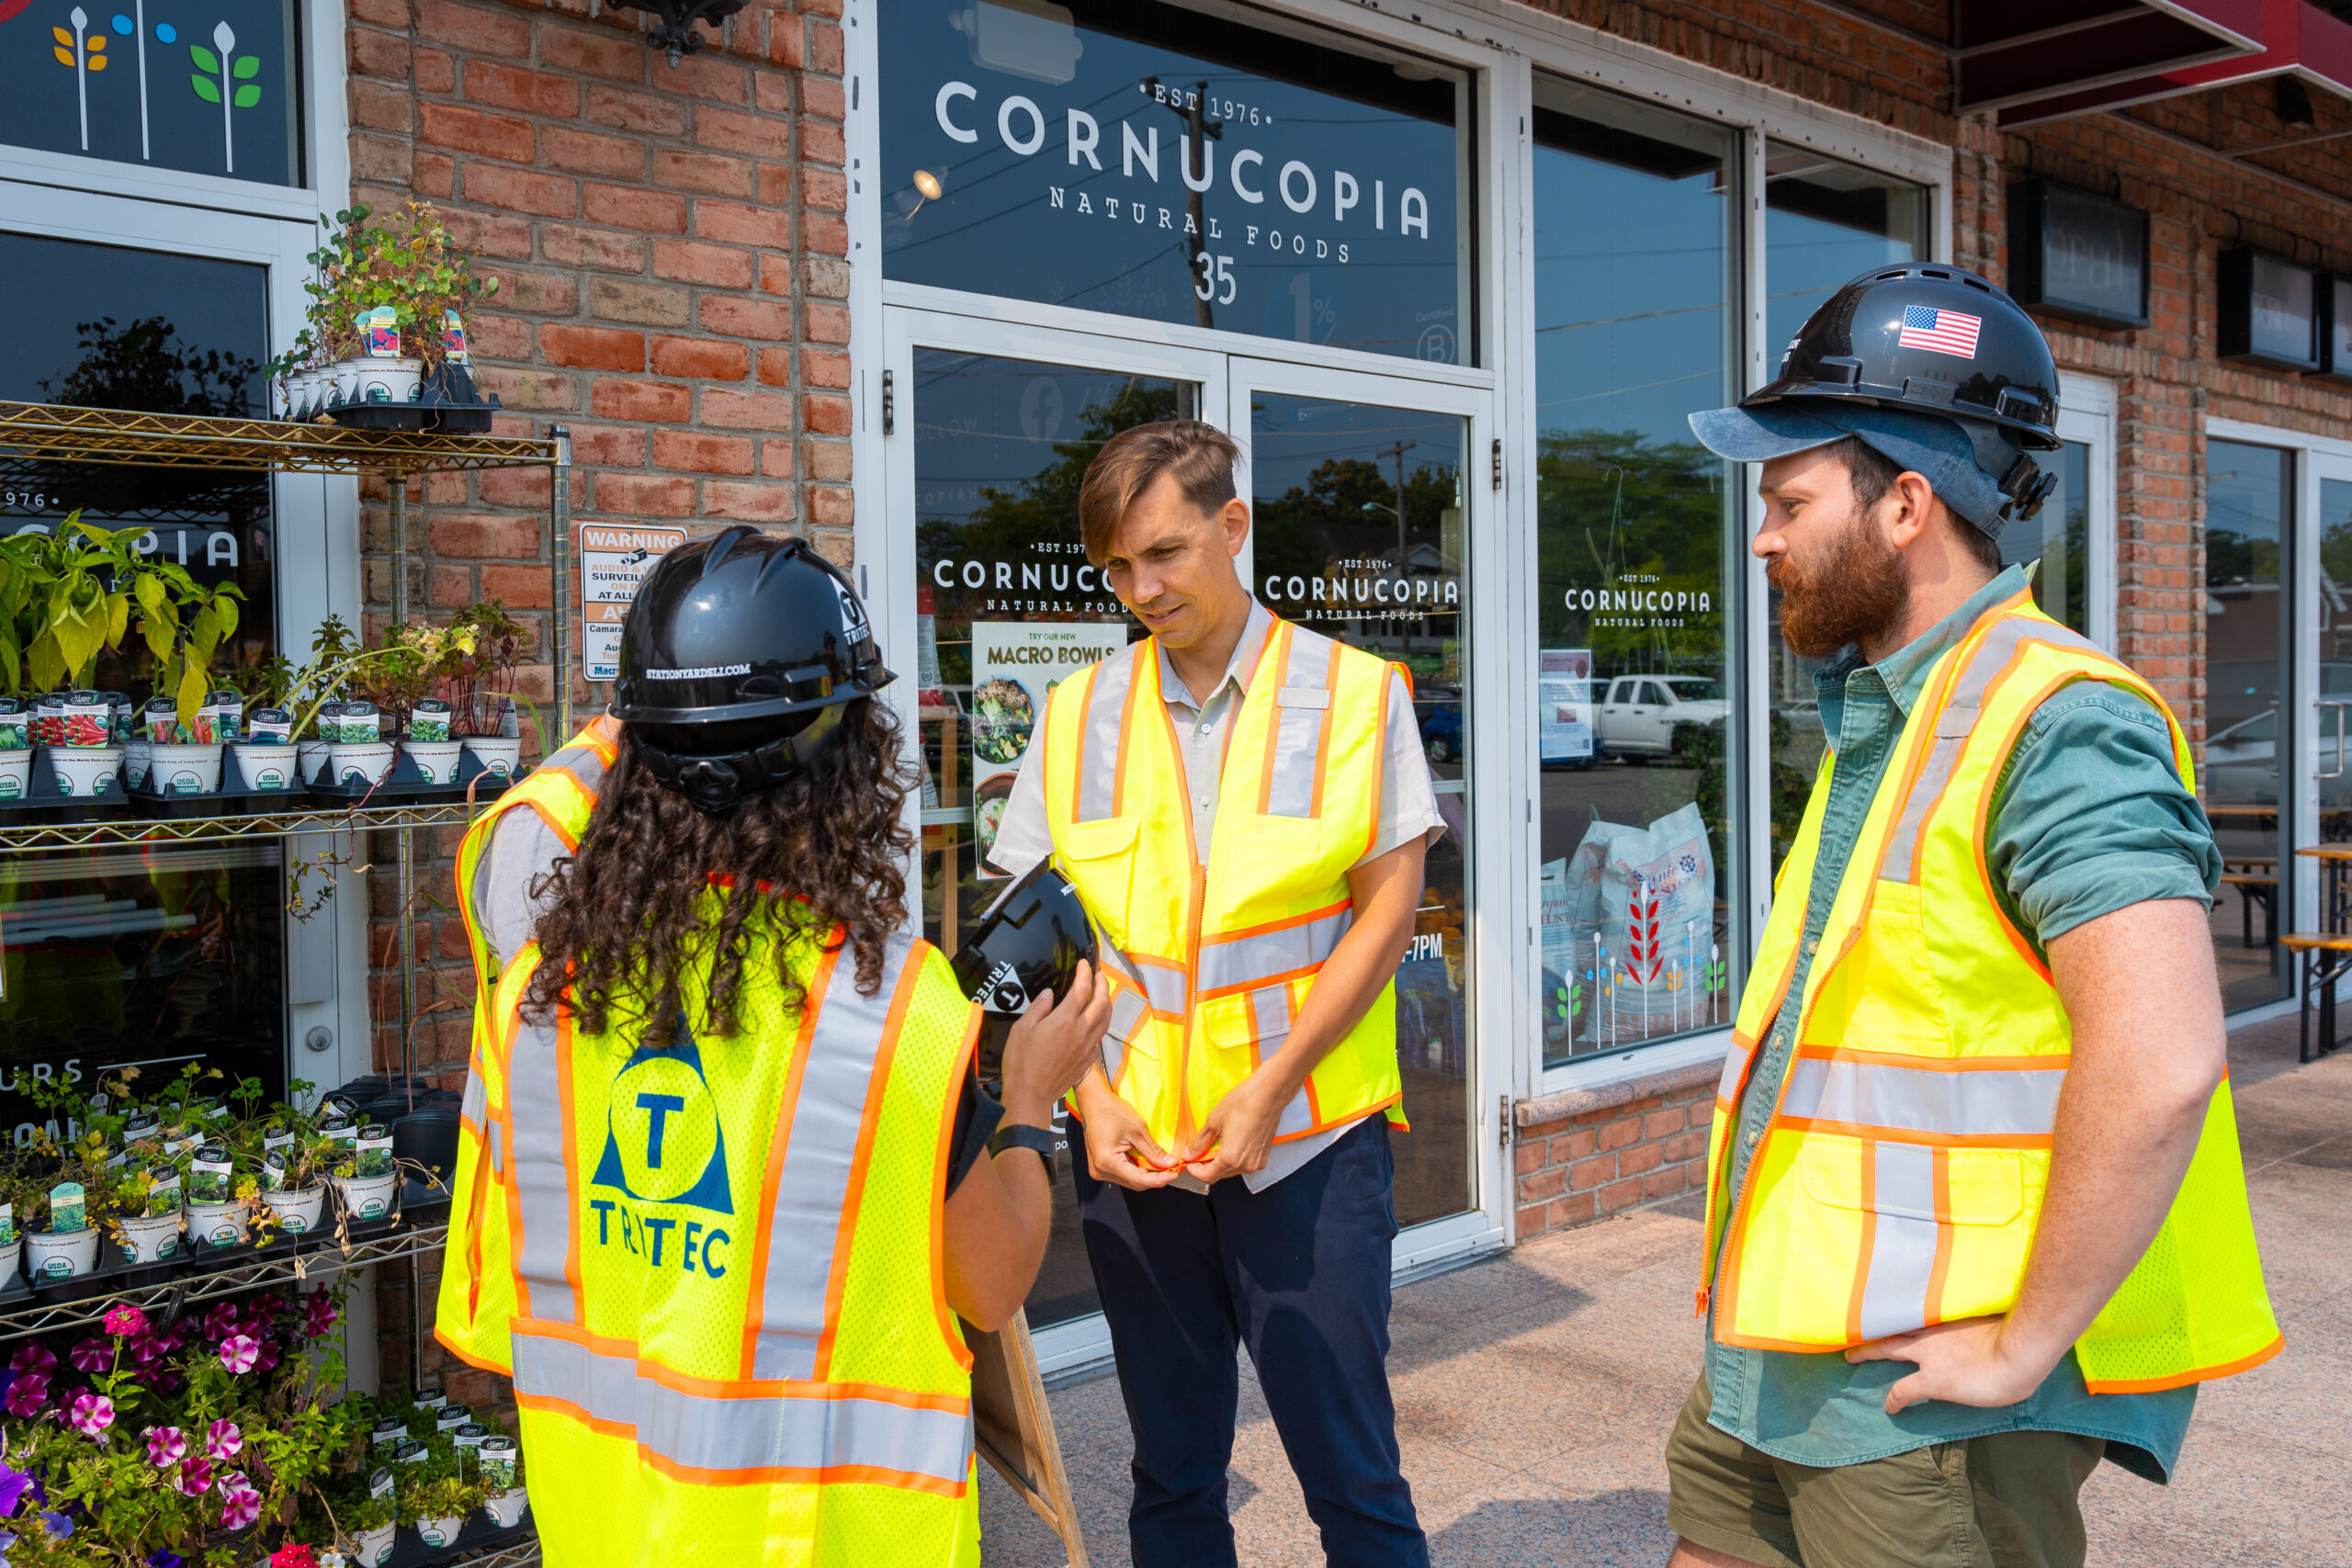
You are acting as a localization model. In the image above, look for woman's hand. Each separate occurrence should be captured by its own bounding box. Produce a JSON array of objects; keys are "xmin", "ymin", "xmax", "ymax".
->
[{"xmin": 997, "ymin": 959, "xmax": 1112, "ymax": 1124}]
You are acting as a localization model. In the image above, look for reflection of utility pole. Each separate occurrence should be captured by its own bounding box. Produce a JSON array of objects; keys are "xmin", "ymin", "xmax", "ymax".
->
[
  {"xmin": 1145, "ymin": 76, "xmax": 1221, "ymax": 329},
  {"xmin": 1372, "ymin": 439, "xmax": 1415, "ymax": 562}
]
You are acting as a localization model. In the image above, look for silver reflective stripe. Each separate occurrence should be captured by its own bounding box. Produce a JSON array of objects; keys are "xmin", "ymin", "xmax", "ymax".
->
[
  {"xmin": 1101, "ymin": 987, "xmax": 1147, "ymax": 1082},
  {"xmin": 1879, "ymin": 612, "xmax": 2103, "ymax": 884},
  {"xmin": 539, "ymin": 734, "xmax": 613, "ymax": 796},
  {"xmin": 1132, "ymin": 961, "xmax": 1188, "ymax": 1016},
  {"xmin": 1075, "ymin": 649, "xmax": 1137, "ymax": 823},
  {"xmin": 1263, "ymin": 627, "xmax": 1339, "ymax": 818},
  {"xmin": 1782, "ymin": 1055, "xmax": 2064, "ymax": 1138},
  {"xmin": 1275, "ymin": 1087, "xmax": 1315, "ymax": 1138},
  {"xmin": 752, "ymin": 930, "xmax": 914, "ymax": 1382},
  {"xmin": 1249, "ymin": 983, "xmax": 1290, "ymax": 1042},
  {"xmin": 462, "ymin": 1070, "xmax": 487, "ymax": 1125},
  {"xmin": 1857, "ymin": 1141, "xmax": 1939, "ymax": 1340},
  {"xmin": 1196, "ymin": 906, "xmax": 1352, "ymax": 995},
  {"xmin": 1715, "ymin": 1040, "xmax": 1754, "ymax": 1102},
  {"xmin": 511, "ymin": 1333, "xmax": 974, "ymax": 1486},
  {"xmin": 506, "ymin": 1006, "xmax": 579, "ymax": 1324}
]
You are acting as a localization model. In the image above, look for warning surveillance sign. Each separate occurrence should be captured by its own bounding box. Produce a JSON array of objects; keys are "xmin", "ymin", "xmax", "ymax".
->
[{"xmin": 579, "ymin": 525, "xmax": 689, "ymax": 682}]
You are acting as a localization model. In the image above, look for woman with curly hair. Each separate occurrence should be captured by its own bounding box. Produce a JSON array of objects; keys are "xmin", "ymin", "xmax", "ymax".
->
[{"xmin": 436, "ymin": 526, "xmax": 1108, "ymax": 1568}]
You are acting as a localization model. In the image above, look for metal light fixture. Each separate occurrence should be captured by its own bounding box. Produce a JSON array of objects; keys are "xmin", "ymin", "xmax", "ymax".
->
[{"xmin": 602, "ymin": 0, "xmax": 746, "ymax": 66}]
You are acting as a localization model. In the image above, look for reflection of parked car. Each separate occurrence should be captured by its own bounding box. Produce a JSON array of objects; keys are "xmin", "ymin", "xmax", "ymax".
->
[
  {"xmin": 1597, "ymin": 676, "xmax": 1727, "ymax": 760},
  {"xmin": 2205, "ymin": 707, "xmax": 2279, "ymax": 806},
  {"xmin": 1419, "ymin": 697, "xmax": 1463, "ymax": 764}
]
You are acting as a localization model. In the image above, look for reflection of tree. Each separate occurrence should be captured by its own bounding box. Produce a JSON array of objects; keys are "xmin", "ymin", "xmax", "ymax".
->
[
  {"xmin": 2207, "ymin": 526, "xmax": 2279, "ymax": 587},
  {"xmin": 40, "ymin": 316, "xmax": 262, "ymax": 417},
  {"xmin": 1253, "ymin": 457, "xmax": 1455, "ymax": 585},
  {"xmin": 1536, "ymin": 428, "xmax": 1724, "ymax": 670}
]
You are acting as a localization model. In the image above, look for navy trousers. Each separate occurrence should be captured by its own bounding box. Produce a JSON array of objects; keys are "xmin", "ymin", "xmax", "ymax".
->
[{"xmin": 1073, "ymin": 1117, "xmax": 1429, "ymax": 1568}]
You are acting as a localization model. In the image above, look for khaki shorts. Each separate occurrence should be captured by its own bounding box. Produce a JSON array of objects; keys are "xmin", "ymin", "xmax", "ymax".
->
[{"xmin": 1664, "ymin": 1375, "xmax": 2104, "ymax": 1568}]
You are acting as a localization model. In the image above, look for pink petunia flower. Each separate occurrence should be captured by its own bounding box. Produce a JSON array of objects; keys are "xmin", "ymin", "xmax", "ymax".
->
[
  {"xmin": 4, "ymin": 1373, "xmax": 49, "ymax": 1418},
  {"xmin": 301, "ymin": 1290, "xmax": 338, "ymax": 1340},
  {"xmin": 219, "ymin": 1483, "xmax": 262, "ymax": 1532},
  {"xmin": 148, "ymin": 1368, "xmax": 184, "ymax": 1395},
  {"xmin": 145, "ymin": 1426, "xmax": 187, "ymax": 1466},
  {"xmin": 252, "ymin": 1337, "xmax": 281, "ymax": 1374},
  {"xmin": 127, "ymin": 1332, "xmax": 164, "ymax": 1368},
  {"xmin": 67, "ymin": 1393, "xmax": 112, "ymax": 1437},
  {"xmin": 8, "ymin": 1345, "xmax": 53, "ymax": 1378},
  {"xmin": 101, "ymin": 1305, "xmax": 147, "ymax": 1338},
  {"xmin": 217, "ymin": 1335, "xmax": 257, "ymax": 1375},
  {"xmin": 67, "ymin": 1338, "xmax": 110, "ymax": 1375},
  {"xmin": 175, "ymin": 1456, "xmax": 212, "ymax": 1496},
  {"xmin": 201, "ymin": 1303, "xmax": 241, "ymax": 1344},
  {"xmin": 205, "ymin": 1419, "xmax": 242, "ymax": 1461}
]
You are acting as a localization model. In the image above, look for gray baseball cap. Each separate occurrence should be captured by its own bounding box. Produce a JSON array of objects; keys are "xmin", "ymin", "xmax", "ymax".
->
[{"xmin": 1688, "ymin": 400, "xmax": 2011, "ymax": 535}]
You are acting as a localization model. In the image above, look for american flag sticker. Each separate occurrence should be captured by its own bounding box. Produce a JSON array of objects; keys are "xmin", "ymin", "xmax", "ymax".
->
[{"xmin": 1898, "ymin": 304, "xmax": 1982, "ymax": 357}]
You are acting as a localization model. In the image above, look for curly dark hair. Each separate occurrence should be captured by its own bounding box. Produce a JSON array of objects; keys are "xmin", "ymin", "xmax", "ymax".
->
[{"xmin": 522, "ymin": 699, "xmax": 918, "ymax": 1043}]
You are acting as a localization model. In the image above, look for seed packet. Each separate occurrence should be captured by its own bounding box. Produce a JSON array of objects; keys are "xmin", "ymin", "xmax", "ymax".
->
[
  {"xmin": 437, "ymin": 1406, "xmax": 471, "ymax": 1433},
  {"xmin": 371, "ymin": 1417, "xmax": 408, "ymax": 1448},
  {"xmin": 0, "ymin": 1202, "xmax": 17, "ymax": 1247},
  {"xmin": 451, "ymin": 1421, "xmax": 489, "ymax": 1449},
  {"xmin": 443, "ymin": 310, "xmax": 470, "ymax": 367},
  {"xmin": 356, "ymin": 1125, "xmax": 395, "ymax": 1178},
  {"xmin": 407, "ymin": 699, "xmax": 451, "ymax": 743},
  {"xmin": 144, "ymin": 1168, "xmax": 181, "ymax": 1214},
  {"xmin": 479, "ymin": 1436, "xmax": 517, "ymax": 1488},
  {"xmin": 60, "ymin": 692, "xmax": 110, "ymax": 749},
  {"xmin": 202, "ymin": 690, "xmax": 243, "ymax": 744},
  {"xmin": 98, "ymin": 692, "xmax": 132, "ymax": 743},
  {"xmin": 31, "ymin": 694, "xmax": 62, "ymax": 747},
  {"xmin": 247, "ymin": 707, "xmax": 293, "ymax": 744},
  {"xmin": 324, "ymin": 703, "xmax": 380, "ymax": 745},
  {"xmin": 323, "ymin": 1092, "xmax": 363, "ymax": 1121},
  {"xmin": 358, "ymin": 306, "xmax": 401, "ymax": 358},
  {"xmin": 322, "ymin": 1114, "xmax": 358, "ymax": 1149},
  {"xmin": 47, "ymin": 1181, "xmax": 84, "ymax": 1235},
  {"xmin": 369, "ymin": 1466, "xmax": 395, "ymax": 1501},
  {"xmin": 188, "ymin": 1143, "xmax": 233, "ymax": 1204},
  {"xmin": 392, "ymin": 1438, "xmax": 428, "ymax": 1466},
  {"xmin": 123, "ymin": 1112, "xmax": 160, "ymax": 1146},
  {"xmin": 141, "ymin": 696, "xmax": 182, "ymax": 744},
  {"xmin": 259, "ymin": 1149, "xmax": 288, "ymax": 1192},
  {"xmin": 0, "ymin": 698, "xmax": 24, "ymax": 751}
]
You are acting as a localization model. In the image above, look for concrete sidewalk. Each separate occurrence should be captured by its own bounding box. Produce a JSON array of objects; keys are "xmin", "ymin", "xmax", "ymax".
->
[{"xmin": 978, "ymin": 1010, "xmax": 2352, "ymax": 1565}]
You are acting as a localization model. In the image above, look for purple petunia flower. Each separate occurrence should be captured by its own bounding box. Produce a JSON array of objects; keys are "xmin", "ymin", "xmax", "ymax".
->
[
  {"xmin": 148, "ymin": 1369, "xmax": 183, "ymax": 1396},
  {"xmin": 146, "ymin": 1551, "xmax": 183, "ymax": 1568},
  {"xmin": 301, "ymin": 1289, "xmax": 338, "ymax": 1340},
  {"xmin": 204, "ymin": 1419, "xmax": 241, "ymax": 1461},
  {"xmin": 0, "ymin": 1462, "xmax": 33, "ymax": 1517},
  {"xmin": 251, "ymin": 1336, "xmax": 280, "ymax": 1374},
  {"xmin": 66, "ymin": 1339, "xmax": 109, "ymax": 1375},
  {"xmin": 4, "ymin": 1375, "xmax": 49, "ymax": 1418},
  {"xmin": 7, "ymin": 1346, "xmax": 52, "ymax": 1379},
  {"xmin": 144, "ymin": 1427, "xmax": 186, "ymax": 1467},
  {"xmin": 217, "ymin": 1336, "xmax": 257, "ymax": 1375},
  {"xmin": 218, "ymin": 1485, "xmax": 261, "ymax": 1532},
  {"xmin": 201, "ymin": 1303, "xmax": 241, "ymax": 1344},
  {"xmin": 68, "ymin": 1393, "xmax": 112, "ymax": 1437},
  {"xmin": 102, "ymin": 1305, "xmax": 147, "ymax": 1338},
  {"xmin": 127, "ymin": 1332, "xmax": 163, "ymax": 1368},
  {"xmin": 174, "ymin": 1458, "xmax": 212, "ymax": 1497}
]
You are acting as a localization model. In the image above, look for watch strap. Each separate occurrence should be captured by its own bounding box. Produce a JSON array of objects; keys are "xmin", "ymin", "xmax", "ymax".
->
[{"xmin": 989, "ymin": 1122, "xmax": 1057, "ymax": 1167}]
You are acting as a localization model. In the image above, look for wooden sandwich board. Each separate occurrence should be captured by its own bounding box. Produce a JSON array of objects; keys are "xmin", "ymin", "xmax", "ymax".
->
[{"xmin": 967, "ymin": 1309, "xmax": 1091, "ymax": 1567}]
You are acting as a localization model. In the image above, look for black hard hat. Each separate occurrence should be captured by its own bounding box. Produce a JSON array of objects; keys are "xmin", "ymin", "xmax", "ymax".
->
[
  {"xmin": 1743, "ymin": 263, "xmax": 2062, "ymax": 523},
  {"xmin": 950, "ymin": 863, "xmax": 1098, "ymax": 1086},
  {"xmin": 611, "ymin": 526, "xmax": 893, "ymax": 811}
]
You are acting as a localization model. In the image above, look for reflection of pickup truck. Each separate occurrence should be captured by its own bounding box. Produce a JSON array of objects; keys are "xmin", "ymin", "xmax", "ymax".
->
[{"xmin": 1597, "ymin": 675, "xmax": 1728, "ymax": 760}]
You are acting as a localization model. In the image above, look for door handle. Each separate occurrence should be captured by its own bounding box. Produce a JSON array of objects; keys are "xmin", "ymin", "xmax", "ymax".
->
[{"xmin": 2323, "ymin": 701, "xmax": 2349, "ymax": 780}]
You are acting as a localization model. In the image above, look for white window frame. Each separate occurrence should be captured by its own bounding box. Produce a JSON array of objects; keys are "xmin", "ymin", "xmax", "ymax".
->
[{"xmin": 2057, "ymin": 370, "xmax": 2119, "ymax": 651}]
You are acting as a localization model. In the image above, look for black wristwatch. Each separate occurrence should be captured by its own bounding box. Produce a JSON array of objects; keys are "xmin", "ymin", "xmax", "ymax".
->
[{"xmin": 989, "ymin": 1122, "xmax": 1057, "ymax": 1170}]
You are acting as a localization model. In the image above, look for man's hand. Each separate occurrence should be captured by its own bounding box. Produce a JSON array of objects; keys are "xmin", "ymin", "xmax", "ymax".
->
[
  {"xmin": 1181, "ymin": 1068, "xmax": 1288, "ymax": 1183},
  {"xmin": 1073, "ymin": 1071, "xmax": 1183, "ymax": 1190},
  {"xmin": 1846, "ymin": 1315, "xmax": 2064, "ymax": 1415}
]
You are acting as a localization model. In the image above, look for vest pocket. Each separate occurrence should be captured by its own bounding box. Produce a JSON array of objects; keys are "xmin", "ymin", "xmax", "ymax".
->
[
  {"xmin": 1811, "ymin": 881, "xmax": 1951, "ymax": 1054},
  {"xmin": 1795, "ymin": 1135, "xmax": 2025, "ymax": 1226},
  {"xmin": 1057, "ymin": 814, "xmax": 1141, "ymax": 935},
  {"xmin": 1214, "ymin": 813, "xmax": 1329, "ymax": 915}
]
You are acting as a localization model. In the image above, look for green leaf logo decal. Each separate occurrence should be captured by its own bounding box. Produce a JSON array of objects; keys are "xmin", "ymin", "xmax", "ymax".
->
[{"xmin": 186, "ymin": 23, "xmax": 259, "ymax": 172}]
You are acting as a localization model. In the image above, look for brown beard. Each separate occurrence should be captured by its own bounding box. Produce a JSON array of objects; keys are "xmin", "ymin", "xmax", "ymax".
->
[{"xmin": 1770, "ymin": 511, "xmax": 1908, "ymax": 659}]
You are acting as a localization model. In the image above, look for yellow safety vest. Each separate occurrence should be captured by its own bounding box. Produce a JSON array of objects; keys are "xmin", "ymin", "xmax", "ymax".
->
[
  {"xmin": 1039, "ymin": 618, "xmax": 1405, "ymax": 1154},
  {"xmin": 439, "ymin": 741, "xmax": 985, "ymax": 1566},
  {"xmin": 1702, "ymin": 592, "xmax": 2281, "ymax": 1393}
]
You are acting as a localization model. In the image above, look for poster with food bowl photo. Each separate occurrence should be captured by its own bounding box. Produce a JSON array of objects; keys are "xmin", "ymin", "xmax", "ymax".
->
[{"xmin": 967, "ymin": 621, "xmax": 1128, "ymax": 877}]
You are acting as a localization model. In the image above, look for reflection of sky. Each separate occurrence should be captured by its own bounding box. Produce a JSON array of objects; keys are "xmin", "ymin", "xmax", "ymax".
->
[
  {"xmin": 2207, "ymin": 439, "xmax": 2288, "ymax": 568},
  {"xmin": 880, "ymin": 0, "xmax": 1464, "ymax": 361},
  {"xmin": 1247, "ymin": 394, "xmax": 1464, "ymax": 504},
  {"xmin": 1532, "ymin": 143, "xmax": 1729, "ymax": 446},
  {"xmin": 910, "ymin": 351, "xmax": 1175, "ymax": 530}
]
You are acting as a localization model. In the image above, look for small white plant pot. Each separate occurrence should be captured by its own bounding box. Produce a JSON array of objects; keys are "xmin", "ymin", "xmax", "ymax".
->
[
  {"xmin": 0, "ymin": 1238, "xmax": 21, "ymax": 1285},
  {"xmin": 24, "ymin": 1226, "xmax": 99, "ymax": 1282},
  {"xmin": 234, "ymin": 741, "xmax": 300, "ymax": 792},
  {"xmin": 47, "ymin": 745, "xmax": 121, "ymax": 798},
  {"xmin": 0, "ymin": 748, "xmax": 28, "ymax": 802},
  {"xmin": 417, "ymin": 1516, "xmax": 466, "ymax": 1549},
  {"xmin": 291, "ymin": 370, "xmax": 322, "ymax": 420},
  {"xmin": 332, "ymin": 359, "xmax": 366, "ymax": 408},
  {"xmin": 147, "ymin": 741, "xmax": 224, "ymax": 795},
  {"xmin": 326, "ymin": 742, "xmax": 396, "ymax": 788},
  {"xmin": 351, "ymin": 1522, "xmax": 397, "ymax": 1567},
  {"xmin": 185, "ymin": 1199, "xmax": 248, "ymax": 1254},
  {"xmin": 259, "ymin": 1184, "xmax": 325, "ymax": 1235},
  {"xmin": 357, "ymin": 358, "xmax": 424, "ymax": 406},
  {"xmin": 298, "ymin": 739, "xmax": 332, "ymax": 783},
  {"xmin": 333, "ymin": 1170, "xmax": 399, "ymax": 1223},
  {"xmin": 120, "ymin": 739, "xmax": 151, "ymax": 790},
  {"xmin": 482, "ymin": 1487, "xmax": 529, "ymax": 1529},
  {"xmin": 116, "ymin": 1211, "xmax": 183, "ymax": 1264},
  {"xmin": 461, "ymin": 737, "xmax": 523, "ymax": 783},
  {"xmin": 401, "ymin": 739, "xmax": 462, "ymax": 784}
]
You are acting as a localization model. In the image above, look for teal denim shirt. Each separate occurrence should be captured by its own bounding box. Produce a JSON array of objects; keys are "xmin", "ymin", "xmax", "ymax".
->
[{"xmin": 1705, "ymin": 567, "xmax": 2222, "ymax": 1483}]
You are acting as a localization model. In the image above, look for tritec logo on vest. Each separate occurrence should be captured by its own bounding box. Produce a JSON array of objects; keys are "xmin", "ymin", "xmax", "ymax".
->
[{"xmin": 588, "ymin": 1041, "xmax": 735, "ymax": 1280}]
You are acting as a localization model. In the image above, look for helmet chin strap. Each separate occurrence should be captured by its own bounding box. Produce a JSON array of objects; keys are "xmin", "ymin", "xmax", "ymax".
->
[{"xmin": 632, "ymin": 701, "xmax": 849, "ymax": 813}]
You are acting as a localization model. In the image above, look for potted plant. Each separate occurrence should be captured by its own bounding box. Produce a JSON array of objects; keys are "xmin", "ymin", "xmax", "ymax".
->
[
  {"xmin": 338, "ymin": 1476, "xmax": 400, "ymax": 1567},
  {"xmin": 238, "ymin": 1082, "xmax": 336, "ymax": 1239},
  {"xmin": 408, "ymin": 1454, "xmax": 485, "ymax": 1551},
  {"xmin": 478, "ymin": 1432, "xmax": 527, "ymax": 1529},
  {"xmin": 350, "ymin": 621, "xmax": 458, "ymax": 786},
  {"xmin": 102, "ymin": 1143, "xmax": 185, "ymax": 1266},
  {"xmin": 302, "ymin": 202, "xmax": 498, "ymax": 420},
  {"xmin": 0, "ymin": 514, "xmax": 148, "ymax": 799},
  {"xmin": 330, "ymin": 1120, "xmax": 400, "ymax": 1225},
  {"xmin": 440, "ymin": 600, "xmax": 538, "ymax": 783},
  {"xmin": 19, "ymin": 1145, "xmax": 118, "ymax": 1286},
  {"xmin": 130, "ymin": 550, "xmax": 247, "ymax": 798}
]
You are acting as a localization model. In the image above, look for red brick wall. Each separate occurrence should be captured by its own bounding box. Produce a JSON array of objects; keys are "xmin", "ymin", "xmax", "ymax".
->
[{"xmin": 1514, "ymin": 1074, "xmax": 1713, "ymax": 1236}]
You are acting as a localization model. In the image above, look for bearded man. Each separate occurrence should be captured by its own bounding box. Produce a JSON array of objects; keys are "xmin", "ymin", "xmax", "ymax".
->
[{"xmin": 1664, "ymin": 266, "xmax": 2279, "ymax": 1568}]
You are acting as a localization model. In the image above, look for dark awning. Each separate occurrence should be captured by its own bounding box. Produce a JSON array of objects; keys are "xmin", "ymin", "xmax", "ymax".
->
[
  {"xmin": 1990, "ymin": 0, "xmax": 2352, "ymax": 125},
  {"xmin": 1956, "ymin": 0, "xmax": 2266, "ymax": 118}
]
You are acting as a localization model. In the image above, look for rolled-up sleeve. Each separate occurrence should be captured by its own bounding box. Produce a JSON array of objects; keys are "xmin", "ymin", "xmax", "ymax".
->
[
  {"xmin": 1364, "ymin": 669, "xmax": 1449, "ymax": 866},
  {"xmin": 1987, "ymin": 682, "xmax": 2222, "ymax": 948}
]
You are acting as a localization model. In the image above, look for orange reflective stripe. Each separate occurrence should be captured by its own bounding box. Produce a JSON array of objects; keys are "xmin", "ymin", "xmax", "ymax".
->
[{"xmin": 2082, "ymin": 1333, "xmax": 2284, "ymax": 1395}]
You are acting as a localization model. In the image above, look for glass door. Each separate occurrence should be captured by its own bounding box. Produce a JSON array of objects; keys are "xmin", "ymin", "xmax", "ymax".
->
[
  {"xmin": 1228, "ymin": 355, "xmax": 1496, "ymax": 1256},
  {"xmin": 2311, "ymin": 456, "xmax": 2352, "ymax": 854}
]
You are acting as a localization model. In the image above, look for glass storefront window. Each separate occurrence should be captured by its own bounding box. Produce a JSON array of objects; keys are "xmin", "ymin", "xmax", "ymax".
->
[
  {"xmin": 1763, "ymin": 146, "xmax": 1927, "ymax": 857},
  {"xmin": 1530, "ymin": 78, "xmax": 1741, "ymax": 1067},
  {"xmin": 1246, "ymin": 392, "xmax": 1468, "ymax": 1224},
  {"xmin": 2204, "ymin": 440, "xmax": 2292, "ymax": 1014},
  {"xmin": 0, "ymin": 0, "xmax": 302, "ymax": 185},
  {"xmin": 911, "ymin": 347, "xmax": 1187, "ymax": 1328},
  {"xmin": 1999, "ymin": 440, "xmax": 2090, "ymax": 634},
  {"xmin": 880, "ymin": 0, "xmax": 1471, "ymax": 364}
]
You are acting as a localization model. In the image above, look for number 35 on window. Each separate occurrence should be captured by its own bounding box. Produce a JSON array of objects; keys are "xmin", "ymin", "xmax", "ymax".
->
[{"xmin": 1193, "ymin": 253, "xmax": 1238, "ymax": 306}]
